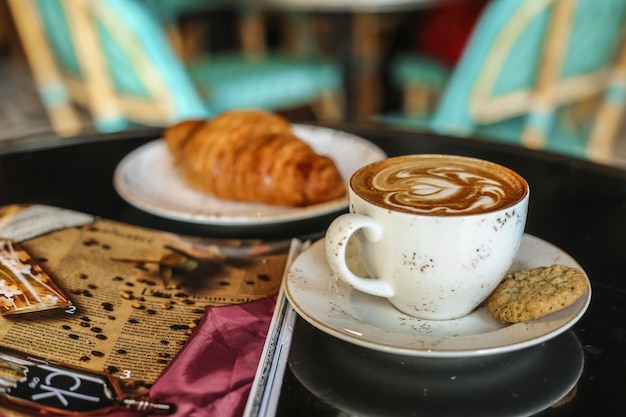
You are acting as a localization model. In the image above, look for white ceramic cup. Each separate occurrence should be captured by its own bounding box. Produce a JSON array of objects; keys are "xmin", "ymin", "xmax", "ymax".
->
[{"xmin": 325, "ymin": 154, "xmax": 530, "ymax": 320}]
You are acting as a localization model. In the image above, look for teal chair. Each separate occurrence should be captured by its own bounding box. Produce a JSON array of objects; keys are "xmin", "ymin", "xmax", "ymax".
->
[
  {"xmin": 384, "ymin": 0, "xmax": 626, "ymax": 163},
  {"xmin": 9, "ymin": 0, "xmax": 342, "ymax": 134}
]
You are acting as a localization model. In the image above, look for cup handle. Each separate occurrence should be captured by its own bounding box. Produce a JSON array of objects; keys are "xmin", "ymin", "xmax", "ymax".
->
[{"xmin": 325, "ymin": 213, "xmax": 394, "ymax": 297}]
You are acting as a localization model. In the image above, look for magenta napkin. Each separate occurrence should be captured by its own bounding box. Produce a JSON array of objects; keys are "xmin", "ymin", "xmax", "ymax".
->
[{"xmin": 147, "ymin": 294, "xmax": 278, "ymax": 417}]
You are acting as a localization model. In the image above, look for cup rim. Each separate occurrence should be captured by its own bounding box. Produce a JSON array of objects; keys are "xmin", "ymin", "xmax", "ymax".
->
[{"xmin": 349, "ymin": 154, "xmax": 529, "ymax": 217}]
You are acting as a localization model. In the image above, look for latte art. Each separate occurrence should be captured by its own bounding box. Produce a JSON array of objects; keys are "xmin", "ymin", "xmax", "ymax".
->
[
  {"xmin": 375, "ymin": 165, "xmax": 509, "ymax": 214},
  {"xmin": 352, "ymin": 155, "xmax": 528, "ymax": 216}
]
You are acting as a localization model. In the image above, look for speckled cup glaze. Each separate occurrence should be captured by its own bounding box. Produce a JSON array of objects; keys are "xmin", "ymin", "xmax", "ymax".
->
[{"xmin": 325, "ymin": 155, "xmax": 529, "ymax": 320}]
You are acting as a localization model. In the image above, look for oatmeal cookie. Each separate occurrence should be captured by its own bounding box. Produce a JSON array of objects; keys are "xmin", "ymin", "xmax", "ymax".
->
[{"xmin": 488, "ymin": 264, "xmax": 588, "ymax": 323}]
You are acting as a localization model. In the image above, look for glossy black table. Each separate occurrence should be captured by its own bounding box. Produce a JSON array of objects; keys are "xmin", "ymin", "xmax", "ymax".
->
[{"xmin": 1, "ymin": 124, "xmax": 624, "ymax": 416}]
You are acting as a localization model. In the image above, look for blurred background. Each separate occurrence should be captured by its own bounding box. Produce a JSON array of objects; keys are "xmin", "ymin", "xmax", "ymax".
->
[{"xmin": 1, "ymin": 0, "xmax": 626, "ymax": 167}]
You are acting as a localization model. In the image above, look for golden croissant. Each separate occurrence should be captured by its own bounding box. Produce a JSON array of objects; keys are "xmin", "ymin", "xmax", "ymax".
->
[{"xmin": 164, "ymin": 110, "xmax": 347, "ymax": 207}]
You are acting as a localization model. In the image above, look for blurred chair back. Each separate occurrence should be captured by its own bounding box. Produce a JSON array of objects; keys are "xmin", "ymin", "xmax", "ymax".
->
[
  {"xmin": 429, "ymin": 0, "xmax": 626, "ymax": 162},
  {"xmin": 9, "ymin": 0, "xmax": 342, "ymax": 136},
  {"xmin": 10, "ymin": 0, "xmax": 210, "ymax": 133}
]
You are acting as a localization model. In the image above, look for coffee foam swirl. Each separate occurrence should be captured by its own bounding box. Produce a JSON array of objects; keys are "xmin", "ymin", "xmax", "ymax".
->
[{"xmin": 353, "ymin": 156, "xmax": 528, "ymax": 216}]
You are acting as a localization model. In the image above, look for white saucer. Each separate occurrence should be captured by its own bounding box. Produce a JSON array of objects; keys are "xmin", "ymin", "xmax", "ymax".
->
[
  {"xmin": 113, "ymin": 125, "xmax": 387, "ymax": 226},
  {"xmin": 285, "ymin": 234, "xmax": 591, "ymax": 358}
]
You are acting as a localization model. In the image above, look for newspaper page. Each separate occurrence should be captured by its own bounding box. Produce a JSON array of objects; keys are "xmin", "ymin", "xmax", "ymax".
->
[{"xmin": 0, "ymin": 205, "xmax": 288, "ymax": 391}]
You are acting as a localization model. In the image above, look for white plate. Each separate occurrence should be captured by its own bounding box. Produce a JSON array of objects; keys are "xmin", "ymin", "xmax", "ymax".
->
[
  {"xmin": 285, "ymin": 234, "xmax": 591, "ymax": 358},
  {"xmin": 113, "ymin": 125, "xmax": 387, "ymax": 226}
]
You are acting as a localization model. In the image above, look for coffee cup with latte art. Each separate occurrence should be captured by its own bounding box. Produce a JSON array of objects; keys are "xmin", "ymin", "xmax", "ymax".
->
[{"xmin": 325, "ymin": 154, "xmax": 529, "ymax": 320}]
